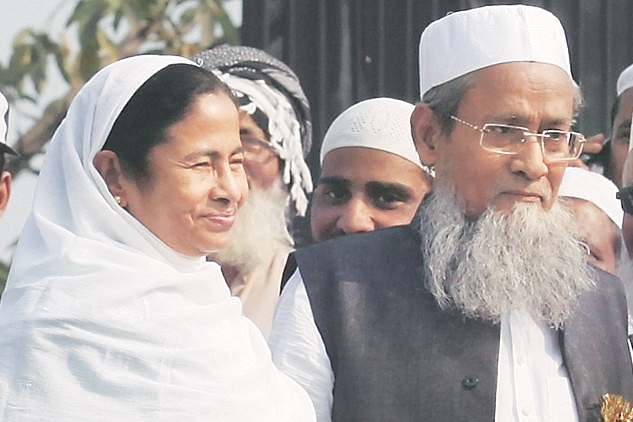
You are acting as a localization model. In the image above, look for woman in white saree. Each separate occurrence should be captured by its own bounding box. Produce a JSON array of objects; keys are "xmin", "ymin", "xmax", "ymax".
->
[{"xmin": 0, "ymin": 55, "xmax": 315, "ymax": 421}]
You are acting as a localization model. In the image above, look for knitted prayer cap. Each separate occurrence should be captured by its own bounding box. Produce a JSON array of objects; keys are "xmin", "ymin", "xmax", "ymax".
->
[
  {"xmin": 419, "ymin": 5, "xmax": 572, "ymax": 98},
  {"xmin": 558, "ymin": 167, "xmax": 623, "ymax": 229},
  {"xmin": 320, "ymin": 97, "xmax": 423, "ymax": 169}
]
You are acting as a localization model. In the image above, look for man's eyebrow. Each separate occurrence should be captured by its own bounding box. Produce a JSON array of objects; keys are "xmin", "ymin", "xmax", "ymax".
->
[
  {"xmin": 488, "ymin": 114, "xmax": 572, "ymax": 128},
  {"xmin": 318, "ymin": 176, "xmax": 350, "ymax": 186},
  {"xmin": 365, "ymin": 181, "xmax": 415, "ymax": 197}
]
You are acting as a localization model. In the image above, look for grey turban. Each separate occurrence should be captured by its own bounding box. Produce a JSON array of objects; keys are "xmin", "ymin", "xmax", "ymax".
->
[{"xmin": 192, "ymin": 45, "xmax": 313, "ymax": 217}]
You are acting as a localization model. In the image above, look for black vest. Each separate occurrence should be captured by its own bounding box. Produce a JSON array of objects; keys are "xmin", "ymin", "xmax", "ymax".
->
[{"xmin": 292, "ymin": 225, "xmax": 633, "ymax": 422}]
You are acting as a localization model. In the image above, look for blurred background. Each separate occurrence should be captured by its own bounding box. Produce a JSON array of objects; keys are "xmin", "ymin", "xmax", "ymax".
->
[{"xmin": 1, "ymin": 0, "xmax": 632, "ymax": 282}]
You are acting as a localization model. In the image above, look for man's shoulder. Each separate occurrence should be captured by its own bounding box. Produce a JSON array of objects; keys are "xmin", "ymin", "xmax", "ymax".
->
[
  {"xmin": 290, "ymin": 224, "xmax": 423, "ymax": 287},
  {"xmin": 298, "ymin": 224, "xmax": 419, "ymax": 258},
  {"xmin": 587, "ymin": 264, "xmax": 627, "ymax": 301}
]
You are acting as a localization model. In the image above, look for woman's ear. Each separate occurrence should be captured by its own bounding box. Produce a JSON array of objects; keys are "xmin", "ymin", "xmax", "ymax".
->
[
  {"xmin": 411, "ymin": 103, "xmax": 440, "ymax": 167},
  {"xmin": 93, "ymin": 150, "xmax": 128, "ymax": 206}
]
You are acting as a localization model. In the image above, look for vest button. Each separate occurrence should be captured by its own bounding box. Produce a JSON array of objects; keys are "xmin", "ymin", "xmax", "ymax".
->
[{"xmin": 461, "ymin": 376, "xmax": 479, "ymax": 389}]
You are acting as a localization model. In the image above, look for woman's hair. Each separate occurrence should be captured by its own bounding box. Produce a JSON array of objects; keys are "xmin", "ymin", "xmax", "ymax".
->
[
  {"xmin": 102, "ymin": 63, "xmax": 236, "ymax": 185},
  {"xmin": 422, "ymin": 70, "xmax": 584, "ymax": 135}
]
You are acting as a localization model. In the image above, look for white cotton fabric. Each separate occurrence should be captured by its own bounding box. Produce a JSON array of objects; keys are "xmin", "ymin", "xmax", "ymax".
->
[
  {"xmin": 617, "ymin": 63, "xmax": 633, "ymax": 97},
  {"xmin": 0, "ymin": 55, "xmax": 315, "ymax": 421},
  {"xmin": 319, "ymin": 97, "xmax": 423, "ymax": 168},
  {"xmin": 419, "ymin": 5, "xmax": 572, "ymax": 98},
  {"xmin": 558, "ymin": 167, "xmax": 623, "ymax": 229}
]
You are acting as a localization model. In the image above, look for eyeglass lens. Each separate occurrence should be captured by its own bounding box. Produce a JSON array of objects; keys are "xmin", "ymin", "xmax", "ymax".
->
[
  {"xmin": 482, "ymin": 124, "xmax": 582, "ymax": 159},
  {"xmin": 241, "ymin": 136, "xmax": 278, "ymax": 163}
]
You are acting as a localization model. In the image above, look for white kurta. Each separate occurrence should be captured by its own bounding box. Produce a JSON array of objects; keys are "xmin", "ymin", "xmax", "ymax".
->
[
  {"xmin": 270, "ymin": 270, "xmax": 578, "ymax": 422},
  {"xmin": 0, "ymin": 55, "xmax": 315, "ymax": 421}
]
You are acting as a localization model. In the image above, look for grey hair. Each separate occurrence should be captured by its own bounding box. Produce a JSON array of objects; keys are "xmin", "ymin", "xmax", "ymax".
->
[
  {"xmin": 422, "ymin": 70, "xmax": 584, "ymax": 135},
  {"xmin": 422, "ymin": 74, "xmax": 475, "ymax": 135}
]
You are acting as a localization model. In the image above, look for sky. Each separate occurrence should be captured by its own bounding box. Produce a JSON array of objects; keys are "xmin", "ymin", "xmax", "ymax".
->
[{"xmin": 0, "ymin": 0, "xmax": 242, "ymax": 263}]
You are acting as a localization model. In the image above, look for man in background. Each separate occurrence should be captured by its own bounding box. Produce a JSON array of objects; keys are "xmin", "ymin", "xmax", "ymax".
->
[
  {"xmin": 558, "ymin": 166, "xmax": 623, "ymax": 275},
  {"xmin": 587, "ymin": 63, "xmax": 633, "ymax": 188},
  {"xmin": 309, "ymin": 97, "xmax": 431, "ymax": 242},
  {"xmin": 193, "ymin": 45, "xmax": 313, "ymax": 338}
]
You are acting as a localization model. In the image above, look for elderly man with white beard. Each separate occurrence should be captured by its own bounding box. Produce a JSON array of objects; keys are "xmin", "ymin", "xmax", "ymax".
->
[
  {"xmin": 193, "ymin": 46, "xmax": 313, "ymax": 338},
  {"xmin": 269, "ymin": 5, "xmax": 633, "ymax": 422}
]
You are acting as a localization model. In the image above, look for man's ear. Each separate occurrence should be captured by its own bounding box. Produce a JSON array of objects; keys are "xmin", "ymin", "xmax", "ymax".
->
[
  {"xmin": 411, "ymin": 103, "xmax": 440, "ymax": 167},
  {"xmin": 93, "ymin": 150, "xmax": 128, "ymax": 205},
  {"xmin": 0, "ymin": 171, "xmax": 11, "ymax": 215}
]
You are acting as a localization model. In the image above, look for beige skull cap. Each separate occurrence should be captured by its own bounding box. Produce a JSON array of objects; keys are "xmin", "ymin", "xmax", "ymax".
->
[
  {"xmin": 319, "ymin": 97, "xmax": 423, "ymax": 169},
  {"xmin": 558, "ymin": 167, "xmax": 623, "ymax": 229},
  {"xmin": 419, "ymin": 4, "xmax": 572, "ymax": 98}
]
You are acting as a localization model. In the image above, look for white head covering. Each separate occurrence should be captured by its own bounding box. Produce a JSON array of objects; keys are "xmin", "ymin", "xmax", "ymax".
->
[
  {"xmin": 558, "ymin": 167, "xmax": 623, "ymax": 229},
  {"xmin": 419, "ymin": 5, "xmax": 572, "ymax": 98},
  {"xmin": 0, "ymin": 55, "xmax": 314, "ymax": 421},
  {"xmin": 0, "ymin": 91, "xmax": 17, "ymax": 155},
  {"xmin": 320, "ymin": 97, "xmax": 424, "ymax": 170}
]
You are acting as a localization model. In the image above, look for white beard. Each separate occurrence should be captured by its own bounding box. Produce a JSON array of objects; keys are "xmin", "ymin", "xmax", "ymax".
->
[
  {"xmin": 209, "ymin": 180, "xmax": 293, "ymax": 275},
  {"xmin": 419, "ymin": 187, "xmax": 595, "ymax": 328}
]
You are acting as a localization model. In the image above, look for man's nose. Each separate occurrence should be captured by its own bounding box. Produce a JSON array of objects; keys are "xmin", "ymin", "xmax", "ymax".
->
[
  {"xmin": 335, "ymin": 198, "xmax": 376, "ymax": 234},
  {"xmin": 510, "ymin": 135, "xmax": 549, "ymax": 180}
]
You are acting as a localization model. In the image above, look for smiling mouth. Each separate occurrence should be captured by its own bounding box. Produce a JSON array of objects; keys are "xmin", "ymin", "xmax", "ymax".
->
[{"xmin": 203, "ymin": 211, "xmax": 236, "ymax": 228}]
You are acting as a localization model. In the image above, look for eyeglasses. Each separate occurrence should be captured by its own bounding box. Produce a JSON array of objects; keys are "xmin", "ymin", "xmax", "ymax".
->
[
  {"xmin": 617, "ymin": 185, "xmax": 633, "ymax": 215},
  {"xmin": 241, "ymin": 136, "xmax": 279, "ymax": 164},
  {"xmin": 450, "ymin": 115, "xmax": 586, "ymax": 162}
]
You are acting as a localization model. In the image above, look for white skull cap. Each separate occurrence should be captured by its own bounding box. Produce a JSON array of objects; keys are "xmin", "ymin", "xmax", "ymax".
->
[
  {"xmin": 0, "ymin": 92, "xmax": 17, "ymax": 155},
  {"xmin": 558, "ymin": 167, "xmax": 623, "ymax": 230},
  {"xmin": 320, "ymin": 97, "xmax": 423, "ymax": 169},
  {"xmin": 617, "ymin": 63, "xmax": 633, "ymax": 97},
  {"xmin": 419, "ymin": 5, "xmax": 572, "ymax": 98}
]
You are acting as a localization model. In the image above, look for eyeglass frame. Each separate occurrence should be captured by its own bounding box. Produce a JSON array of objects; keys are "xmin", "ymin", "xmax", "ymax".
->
[
  {"xmin": 240, "ymin": 136, "xmax": 280, "ymax": 164},
  {"xmin": 617, "ymin": 185, "xmax": 633, "ymax": 215},
  {"xmin": 449, "ymin": 115, "xmax": 586, "ymax": 162}
]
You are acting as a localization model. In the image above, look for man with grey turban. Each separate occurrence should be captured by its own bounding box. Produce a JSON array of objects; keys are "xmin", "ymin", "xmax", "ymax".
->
[{"xmin": 193, "ymin": 45, "xmax": 313, "ymax": 337}]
